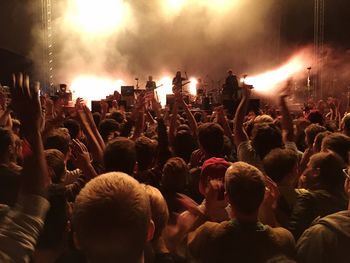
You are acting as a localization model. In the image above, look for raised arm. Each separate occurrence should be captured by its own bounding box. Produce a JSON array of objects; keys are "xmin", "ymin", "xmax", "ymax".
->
[
  {"xmin": 0, "ymin": 74, "xmax": 50, "ymax": 262},
  {"xmin": 177, "ymin": 92, "xmax": 198, "ymax": 137},
  {"xmin": 279, "ymin": 95, "xmax": 294, "ymax": 142},
  {"xmin": 168, "ymin": 98, "xmax": 178, "ymax": 146},
  {"xmin": 216, "ymin": 106, "xmax": 233, "ymax": 142},
  {"xmin": 234, "ymin": 86, "xmax": 250, "ymax": 146},
  {"xmin": 75, "ymin": 99, "xmax": 104, "ymax": 164}
]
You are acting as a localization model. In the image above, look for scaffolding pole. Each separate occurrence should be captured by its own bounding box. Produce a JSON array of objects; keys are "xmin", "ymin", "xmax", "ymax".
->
[
  {"xmin": 41, "ymin": 0, "xmax": 54, "ymax": 94},
  {"xmin": 314, "ymin": 0, "xmax": 325, "ymax": 99}
]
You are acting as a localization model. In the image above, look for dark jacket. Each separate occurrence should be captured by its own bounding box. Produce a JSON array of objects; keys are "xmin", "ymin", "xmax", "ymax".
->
[
  {"xmin": 296, "ymin": 210, "xmax": 350, "ymax": 263},
  {"xmin": 287, "ymin": 189, "xmax": 348, "ymax": 240}
]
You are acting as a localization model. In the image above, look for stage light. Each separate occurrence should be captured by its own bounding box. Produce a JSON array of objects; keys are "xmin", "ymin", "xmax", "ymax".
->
[
  {"xmin": 67, "ymin": 0, "xmax": 130, "ymax": 35},
  {"xmin": 189, "ymin": 77, "xmax": 198, "ymax": 97},
  {"xmin": 244, "ymin": 49, "xmax": 313, "ymax": 95},
  {"xmin": 70, "ymin": 75, "xmax": 124, "ymax": 107},
  {"xmin": 161, "ymin": 0, "xmax": 186, "ymax": 17},
  {"xmin": 157, "ymin": 76, "xmax": 173, "ymax": 107}
]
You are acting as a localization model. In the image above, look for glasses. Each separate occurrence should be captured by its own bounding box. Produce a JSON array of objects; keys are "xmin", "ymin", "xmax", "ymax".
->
[{"xmin": 342, "ymin": 168, "xmax": 350, "ymax": 180}]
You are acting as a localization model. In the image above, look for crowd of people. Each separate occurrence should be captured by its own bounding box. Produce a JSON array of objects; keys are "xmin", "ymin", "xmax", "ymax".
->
[{"xmin": 1, "ymin": 73, "xmax": 350, "ymax": 263}]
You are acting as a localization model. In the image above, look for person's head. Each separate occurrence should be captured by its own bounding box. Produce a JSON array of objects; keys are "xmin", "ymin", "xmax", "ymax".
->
[
  {"xmin": 313, "ymin": 131, "xmax": 331, "ymax": 153},
  {"xmin": 304, "ymin": 124, "xmax": 326, "ymax": 147},
  {"xmin": 104, "ymin": 137, "xmax": 136, "ymax": 175},
  {"xmin": 44, "ymin": 128, "xmax": 71, "ymax": 161},
  {"xmin": 176, "ymin": 71, "xmax": 181, "ymax": 78},
  {"xmin": 263, "ymin": 149, "xmax": 298, "ymax": 186},
  {"xmin": 173, "ymin": 129, "xmax": 197, "ymax": 163},
  {"xmin": 199, "ymin": 157, "xmax": 230, "ymax": 196},
  {"xmin": 251, "ymin": 123, "xmax": 283, "ymax": 160},
  {"xmin": 45, "ymin": 149, "xmax": 66, "ymax": 184},
  {"xmin": 198, "ymin": 122, "xmax": 224, "ymax": 157},
  {"xmin": 148, "ymin": 76, "xmax": 153, "ymax": 81},
  {"xmin": 73, "ymin": 172, "xmax": 153, "ymax": 263},
  {"xmin": 135, "ymin": 136, "xmax": 157, "ymax": 172},
  {"xmin": 227, "ymin": 70, "xmax": 233, "ymax": 75},
  {"xmin": 99, "ymin": 118, "xmax": 120, "ymax": 142},
  {"xmin": 341, "ymin": 113, "xmax": 350, "ymax": 136},
  {"xmin": 63, "ymin": 119, "xmax": 82, "ymax": 140},
  {"xmin": 109, "ymin": 111, "xmax": 125, "ymax": 124},
  {"xmin": 254, "ymin": 114, "xmax": 274, "ymax": 124},
  {"xmin": 225, "ymin": 162, "xmax": 265, "ymax": 220},
  {"xmin": 321, "ymin": 133, "xmax": 350, "ymax": 164},
  {"xmin": 162, "ymin": 157, "xmax": 189, "ymax": 193},
  {"xmin": 306, "ymin": 110, "xmax": 324, "ymax": 126},
  {"xmin": 301, "ymin": 152, "xmax": 346, "ymax": 191},
  {"xmin": 0, "ymin": 127, "xmax": 15, "ymax": 162},
  {"xmin": 144, "ymin": 185, "xmax": 169, "ymax": 241},
  {"xmin": 37, "ymin": 185, "xmax": 69, "ymax": 251}
]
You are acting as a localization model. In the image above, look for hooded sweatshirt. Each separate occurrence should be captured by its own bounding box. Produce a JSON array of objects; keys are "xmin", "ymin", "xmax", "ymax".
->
[{"xmin": 296, "ymin": 210, "xmax": 350, "ymax": 263}]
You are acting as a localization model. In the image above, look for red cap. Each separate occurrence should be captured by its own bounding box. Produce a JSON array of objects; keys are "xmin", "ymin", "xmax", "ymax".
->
[{"xmin": 199, "ymin": 158, "xmax": 230, "ymax": 196}]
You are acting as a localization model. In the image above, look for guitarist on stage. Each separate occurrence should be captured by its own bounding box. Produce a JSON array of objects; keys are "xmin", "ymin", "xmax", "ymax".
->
[
  {"xmin": 172, "ymin": 71, "xmax": 188, "ymax": 93},
  {"xmin": 145, "ymin": 75, "xmax": 157, "ymax": 91}
]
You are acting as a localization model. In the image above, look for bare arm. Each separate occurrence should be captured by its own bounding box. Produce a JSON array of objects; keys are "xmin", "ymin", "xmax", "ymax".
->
[
  {"xmin": 178, "ymin": 93, "xmax": 198, "ymax": 137},
  {"xmin": 279, "ymin": 95, "xmax": 294, "ymax": 142},
  {"xmin": 234, "ymin": 86, "xmax": 250, "ymax": 146}
]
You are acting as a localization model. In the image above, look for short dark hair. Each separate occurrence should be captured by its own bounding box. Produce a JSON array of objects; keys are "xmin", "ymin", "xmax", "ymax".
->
[
  {"xmin": 263, "ymin": 148, "xmax": 298, "ymax": 183},
  {"xmin": 63, "ymin": 119, "xmax": 81, "ymax": 140},
  {"xmin": 313, "ymin": 131, "xmax": 331, "ymax": 152},
  {"xmin": 135, "ymin": 136, "xmax": 157, "ymax": 171},
  {"xmin": 251, "ymin": 123, "xmax": 283, "ymax": 160},
  {"xmin": 309, "ymin": 152, "xmax": 346, "ymax": 190},
  {"xmin": 73, "ymin": 172, "xmax": 151, "ymax": 262},
  {"xmin": 103, "ymin": 137, "xmax": 136, "ymax": 175},
  {"xmin": 225, "ymin": 162, "xmax": 265, "ymax": 214},
  {"xmin": 198, "ymin": 123, "xmax": 224, "ymax": 157},
  {"xmin": 45, "ymin": 149, "xmax": 66, "ymax": 184},
  {"xmin": 109, "ymin": 111, "xmax": 125, "ymax": 124},
  {"xmin": 44, "ymin": 128, "xmax": 71, "ymax": 156},
  {"xmin": 173, "ymin": 129, "xmax": 197, "ymax": 163},
  {"xmin": 321, "ymin": 133, "xmax": 350, "ymax": 163},
  {"xmin": 304, "ymin": 124, "xmax": 326, "ymax": 147},
  {"xmin": 99, "ymin": 119, "xmax": 119, "ymax": 142},
  {"xmin": 162, "ymin": 157, "xmax": 189, "ymax": 193}
]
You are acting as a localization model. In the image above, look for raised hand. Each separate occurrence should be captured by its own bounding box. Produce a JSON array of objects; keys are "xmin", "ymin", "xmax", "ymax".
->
[
  {"xmin": 11, "ymin": 73, "xmax": 42, "ymax": 135},
  {"xmin": 70, "ymin": 139, "xmax": 91, "ymax": 170}
]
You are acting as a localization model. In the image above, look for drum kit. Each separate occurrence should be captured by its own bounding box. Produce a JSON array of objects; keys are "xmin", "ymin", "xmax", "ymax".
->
[{"xmin": 196, "ymin": 80, "xmax": 222, "ymax": 107}]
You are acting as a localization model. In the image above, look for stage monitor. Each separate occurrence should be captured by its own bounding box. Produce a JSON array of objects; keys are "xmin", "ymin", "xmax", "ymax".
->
[{"xmin": 121, "ymin": 86, "xmax": 135, "ymax": 96}]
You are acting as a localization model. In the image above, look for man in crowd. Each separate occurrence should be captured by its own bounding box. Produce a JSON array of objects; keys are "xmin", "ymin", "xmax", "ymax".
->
[{"xmin": 187, "ymin": 162, "xmax": 295, "ymax": 263}]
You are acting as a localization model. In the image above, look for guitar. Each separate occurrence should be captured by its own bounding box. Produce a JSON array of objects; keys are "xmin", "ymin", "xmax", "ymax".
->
[{"xmin": 172, "ymin": 81, "xmax": 191, "ymax": 93}]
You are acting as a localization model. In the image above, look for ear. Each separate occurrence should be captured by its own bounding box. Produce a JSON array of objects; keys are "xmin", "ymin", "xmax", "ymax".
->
[{"xmin": 147, "ymin": 219, "xmax": 155, "ymax": 242}]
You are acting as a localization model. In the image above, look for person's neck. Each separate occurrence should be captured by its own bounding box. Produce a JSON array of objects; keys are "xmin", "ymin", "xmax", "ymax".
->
[{"xmin": 234, "ymin": 211, "xmax": 259, "ymax": 224}]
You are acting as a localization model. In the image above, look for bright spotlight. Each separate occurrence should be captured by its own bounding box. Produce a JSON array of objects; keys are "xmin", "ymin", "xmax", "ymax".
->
[
  {"xmin": 70, "ymin": 75, "xmax": 124, "ymax": 107},
  {"xmin": 189, "ymin": 77, "xmax": 198, "ymax": 97},
  {"xmin": 244, "ymin": 49, "xmax": 313, "ymax": 95},
  {"xmin": 162, "ymin": 0, "xmax": 186, "ymax": 17},
  {"xmin": 157, "ymin": 76, "xmax": 173, "ymax": 107},
  {"xmin": 67, "ymin": 0, "xmax": 130, "ymax": 35}
]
